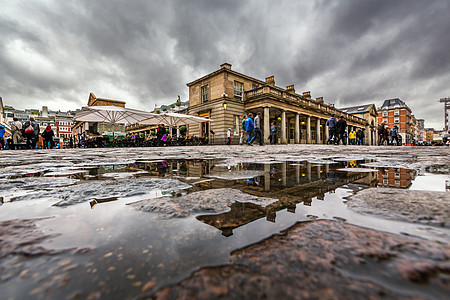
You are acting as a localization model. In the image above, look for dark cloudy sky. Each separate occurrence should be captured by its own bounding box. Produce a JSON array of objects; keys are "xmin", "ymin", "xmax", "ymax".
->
[{"xmin": 1, "ymin": 0, "xmax": 449, "ymax": 129}]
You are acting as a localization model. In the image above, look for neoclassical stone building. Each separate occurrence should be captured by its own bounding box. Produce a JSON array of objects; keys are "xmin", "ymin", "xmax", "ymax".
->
[{"xmin": 187, "ymin": 63, "xmax": 376, "ymax": 145}]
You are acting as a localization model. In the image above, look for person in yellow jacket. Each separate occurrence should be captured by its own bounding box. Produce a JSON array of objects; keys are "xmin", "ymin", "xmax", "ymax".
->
[{"xmin": 349, "ymin": 130, "xmax": 356, "ymax": 145}]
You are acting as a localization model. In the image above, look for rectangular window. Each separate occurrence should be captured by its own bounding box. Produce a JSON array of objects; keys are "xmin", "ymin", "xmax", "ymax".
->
[
  {"xmin": 394, "ymin": 118, "xmax": 399, "ymax": 123},
  {"xmin": 383, "ymin": 111, "xmax": 388, "ymax": 117},
  {"xmin": 201, "ymin": 85, "xmax": 209, "ymax": 103},
  {"xmin": 395, "ymin": 173, "xmax": 400, "ymax": 178},
  {"xmin": 234, "ymin": 81, "xmax": 244, "ymax": 100},
  {"xmin": 394, "ymin": 110, "xmax": 399, "ymax": 116},
  {"xmin": 383, "ymin": 118, "xmax": 388, "ymax": 123},
  {"xmin": 234, "ymin": 115, "xmax": 239, "ymax": 135},
  {"xmin": 252, "ymin": 84, "xmax": 258, "ymax": 90}
]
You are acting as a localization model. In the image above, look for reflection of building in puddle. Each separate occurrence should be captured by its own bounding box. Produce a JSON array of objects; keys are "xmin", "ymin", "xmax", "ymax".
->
[
  {"xmin": 90, "ymin": 197, "xmax": 118, "ymax": 209},
  {"xmin": 197, "ymin": 161, "xmax": 376, "ymax": 236},
  {"xmin": 377, "ymin": 168, "xmax": 417, "ymax": 189}
]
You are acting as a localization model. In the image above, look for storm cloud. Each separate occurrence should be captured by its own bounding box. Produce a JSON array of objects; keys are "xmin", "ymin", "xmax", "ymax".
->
[{"xmin": 1, "ymin": 0, "xmax": 449, "ymax": 129}]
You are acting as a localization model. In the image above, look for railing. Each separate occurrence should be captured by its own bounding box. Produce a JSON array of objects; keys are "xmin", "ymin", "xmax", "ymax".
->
[{"xmin": 244, "ymin": 86, "xmax": 365, "ymax": 124}]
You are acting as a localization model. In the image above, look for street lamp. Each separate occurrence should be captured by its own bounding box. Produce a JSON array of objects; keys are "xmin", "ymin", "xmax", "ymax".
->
[{"xmin": 223, "ymin": 102, "xmax": 228, "ymax": 110}]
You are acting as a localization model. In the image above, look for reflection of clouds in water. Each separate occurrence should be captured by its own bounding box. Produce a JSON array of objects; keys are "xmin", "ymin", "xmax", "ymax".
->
[{"xmin": 9, "ymin": 178, "xmax": 190, "ymax": 207}]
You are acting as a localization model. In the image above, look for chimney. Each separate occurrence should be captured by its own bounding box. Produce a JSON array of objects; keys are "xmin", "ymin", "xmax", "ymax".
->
[
  {"xmin": 302, "ymin": 91, "xmax": 311, "ymax": 100},
  {"xmin": 286, "ymin": 85, "xmax": 295, "ymax": 94},
  {"xmin": 220, "ymin": 62, "xmax": 232, "ymax": 70},
  {"xmin": 265, "ymin": 76, "xmax": 275, "ymax": 87},
  {"xmin": 41, "ymin": 106, "xmax": 48, "ymax": 117},
  {"xmin": 316, "ymin": 97, "xmax": 324, "ymax": 104}
]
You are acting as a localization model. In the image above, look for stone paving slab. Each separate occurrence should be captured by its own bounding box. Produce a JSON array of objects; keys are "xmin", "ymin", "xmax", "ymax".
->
[
  {"xmin": 347, "ymin": 188, "xmax": 450, "ymax": 228},
  {"xmin": 151, "ymin": 220, "xmax": 450, "ymax": 300}
]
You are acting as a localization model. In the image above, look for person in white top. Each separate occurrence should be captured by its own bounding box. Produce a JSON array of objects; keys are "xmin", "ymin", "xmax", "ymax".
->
[{"xmin": 227, "ymin": 128, "xmax": 232, "ymax": 145}]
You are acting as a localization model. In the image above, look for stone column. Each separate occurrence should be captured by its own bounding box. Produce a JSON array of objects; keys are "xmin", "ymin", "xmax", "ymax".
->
[
  {"xmin": 264, "ymin": 163, "xmax": 270, "ymax": 192},
  {"xmin": 365, "ymin": 125, "xmax": 371, "ymax": 145},
  {"xmin": 295, "ymin": 164, "xmax": 300, "ymax": 184},
  {"xmin": 306, "ymin": 116, "xmax": 311, "ymax": 144},
  {"xmin": 317, "ymin": 165, "xmax": 321, "ymax": 177},
  {"xmin": 264, "ymin": 107, "xmax": 270, "ymax": 144},
  {"xmin": 281, "ymin": 110, "xmax": 287, "ymax": 144},
  {"xmin": 316, "ymin": 118, "xmax": 321, "ymax": 144},
  {"xmin": 176, "ymin": 127, "xmax": 180, "ymax": 138},
  {"xmin": 325, "ymin": 122, "xmax": 329, "ymax": 142},
  {"xmin": 282, "ymin": 161, "xmax": 287, "ymax": 186},
  {"xmin": 199, "ymin": 123, "xmax": 202, "ymax": 137},
  {"xmin": 295, "ymin": 113, "xmax": 300, "ymax": 144}
]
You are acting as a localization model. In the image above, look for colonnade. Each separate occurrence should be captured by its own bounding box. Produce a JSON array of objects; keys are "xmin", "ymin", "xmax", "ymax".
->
[{"xmin": 258, "ymin": 107, "xmax": 376, "ymax": 145}]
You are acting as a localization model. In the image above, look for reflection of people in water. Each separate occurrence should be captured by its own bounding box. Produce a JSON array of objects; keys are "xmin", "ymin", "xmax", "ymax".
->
[
  {"xmin": 327, "ymin": 170, "xmax": 336, "ymax": 182},
  {"xmin": 246, "ymin": 178, "xmax": 254, "ymax": 185},
  {"xmin": 157, "ymin": 161, "xmax": 168, "ymax": 174}
]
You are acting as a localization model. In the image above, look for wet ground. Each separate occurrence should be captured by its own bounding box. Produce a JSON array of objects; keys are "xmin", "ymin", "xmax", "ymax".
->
[{"xmin": 0, "ymin": 144, "xmax": 449, "ymax": 299}]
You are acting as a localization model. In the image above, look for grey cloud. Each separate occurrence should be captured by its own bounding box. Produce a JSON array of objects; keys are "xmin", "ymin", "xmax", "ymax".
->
[{"xmin": 0, "ymin": 0, "xmax": 449, "ymax": 129}]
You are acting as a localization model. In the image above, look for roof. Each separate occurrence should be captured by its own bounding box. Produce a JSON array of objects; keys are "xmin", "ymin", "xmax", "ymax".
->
[
  {"xmin": 338, "ymin": 104, "xmax": 373, "ymax": 114},
  {"xmin": 186, "ymin": 65, "xmax": 266, "ymax": 87},
  {"xmin": 381, "ymin": 98, "xmax": 407, "ymax": 108}
]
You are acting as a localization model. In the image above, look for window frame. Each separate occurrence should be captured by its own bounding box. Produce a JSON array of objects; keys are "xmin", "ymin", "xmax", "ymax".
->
[
  {"xmin": 201, "ymin": 85, "xmax": 209, "ymax": 103},
  {"xmin": 234, "ymin": 81, "xmax": 244, "ymax": 101}
]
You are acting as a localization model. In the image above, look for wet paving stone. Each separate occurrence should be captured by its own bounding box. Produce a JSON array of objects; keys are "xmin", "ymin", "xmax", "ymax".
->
[
  {"xmin": 151, "ymin": 220, "xmax": 450, "ymax": 300},
  {"xmin": 0, "ymin": 145, "xmax": 448, "ymax": 299},
  {"xmin": 347, "ymin": 188, "xmax": 450, "ymax": 228}
]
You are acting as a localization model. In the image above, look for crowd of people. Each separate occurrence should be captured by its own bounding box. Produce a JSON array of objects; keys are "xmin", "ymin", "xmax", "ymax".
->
[{"xmin": 1, "ymin": 116, "xmax": 57, "ymax": 150}]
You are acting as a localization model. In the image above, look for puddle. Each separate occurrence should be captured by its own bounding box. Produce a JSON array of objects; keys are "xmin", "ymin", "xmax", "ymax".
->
[{"xmin": 0, "ymin": 156, "xmax": 448, "ymax": 299}]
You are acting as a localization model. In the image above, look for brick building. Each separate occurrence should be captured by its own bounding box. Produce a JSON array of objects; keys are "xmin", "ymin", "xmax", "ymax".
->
[{"xmin": 377, "ymin": 98, "xmax": 413, "ymax": 145}]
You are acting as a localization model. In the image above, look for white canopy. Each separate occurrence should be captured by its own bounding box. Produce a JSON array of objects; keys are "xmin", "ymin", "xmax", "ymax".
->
[
  {"xmin": 73, "ymin": 106, "xmax": 157, "ymax": 125},
  {"xmin": 139, "ymin": 112, "xmax": 212, "ymax": 127}
]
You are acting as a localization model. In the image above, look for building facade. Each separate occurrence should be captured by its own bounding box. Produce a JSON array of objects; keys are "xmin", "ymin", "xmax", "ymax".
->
[
  {"xmin": 187, "ymin": 63, "xmax": 372, "ymax": 145},
  {"xmin": 338, "ymin": 104, "xmax": 378, "ymax": 145},
  {"xmin": 378, "ymin": 98, "xmax": 413, "ymax": 145}
]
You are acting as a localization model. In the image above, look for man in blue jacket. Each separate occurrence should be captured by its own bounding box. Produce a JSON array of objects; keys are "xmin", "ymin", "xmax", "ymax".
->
[
  {"xmin": 244, "ymin": 113, "xmax": 254, "ymax": 145},
  {"xmin": 326, "ymin": 114, "xmax": 337, "ymax": 144}
]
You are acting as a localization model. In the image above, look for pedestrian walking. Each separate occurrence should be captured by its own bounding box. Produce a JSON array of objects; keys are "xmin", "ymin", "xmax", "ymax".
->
[
  {"xmin": 390, "ymin": 125, "xmax": 400, "ymax": 146},
  {"xmin": 244, "ymin": 113, "xmax": 254, "ymax": 145},
  {"xmin": 378, "ymin": 122, "xmax": 388, "ymax": 145},
  {"xmin": 41, "ymin": 125, "xmax": 55, "ymax": 149},
  {"xmin": 239, "ymin": 114, "xmax": 247, "ymax": 145},
  {"xmin": 226, "ymin": 128, "xmax": 232, "ymax": 145},
  {"xmin": 349, "ymin": 129, "xmax": 356, "ymax": 145},
  {"xmin": 326, "ymin": 114, "xmax": 337, "ymax": 144},
  {"xmin": 10, "ymin": 117, "xmax": 23, "ymax": 150},
  {"xmin": 270, "ymin": 122, "xmax": 277, "ymax": 144},
  {"xmin": 249, "ymin": 112, "xmax": 264, "ymax": 146},
  {"xmin": 335, "ymin": 116, "xmax": 347, "ymax": 145},
  {"xmin": 356, "ymin": 128, "xmax": 365, "ymax": 145},
  {"xmin": 0, "ymin": 125, "xmax": 5, "ymax": 150},
  {"xmin": 23, "ymin": 116, "xmax": 40, "ymax": 149}
]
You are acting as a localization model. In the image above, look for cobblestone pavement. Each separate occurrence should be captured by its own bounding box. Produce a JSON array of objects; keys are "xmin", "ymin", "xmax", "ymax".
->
[{"xmin": 0, "ymin": 145, "xmax": 449, "ymax": 299}]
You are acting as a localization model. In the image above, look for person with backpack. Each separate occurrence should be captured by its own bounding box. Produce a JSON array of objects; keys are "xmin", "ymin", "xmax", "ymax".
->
[
  {"xmin": 390, "ymin": 125, "xmax": 400, "ymax": 146},
  {"xmin": 23, "ymin": 116, "xmax": 40, "ymax": 149},
  {"xmin": 244, "ymin": 113, "xmax": 254, "ymax": 145},
  {"xmin": 326, "ymin": 114, "xmax": 337, "ymax": 144}
]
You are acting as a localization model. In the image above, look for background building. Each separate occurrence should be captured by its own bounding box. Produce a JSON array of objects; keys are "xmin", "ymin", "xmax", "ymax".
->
[
  {"xmin": 73, "ymin": 93, "xmax": 126, "ymax": 137},
  {"xmin": 378, "ymin": 98, "xmax": 413, "ymax": 145},
  {"xmin": 338, "ymin": 104, "xmax": 378, "ymax": 145},
  {"xmin": 187, "ymin": 63, "xmax": 370, "ymax": 145}
]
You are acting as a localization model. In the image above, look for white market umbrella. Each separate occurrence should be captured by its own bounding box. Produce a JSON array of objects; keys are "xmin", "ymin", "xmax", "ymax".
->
[
  {"xmin": 139, "ymin": 112, "xmax": 213, "ymax": 127},
  {"xmin": 73, "ymin": 106, "xmax": 158, "ymax": 141}
]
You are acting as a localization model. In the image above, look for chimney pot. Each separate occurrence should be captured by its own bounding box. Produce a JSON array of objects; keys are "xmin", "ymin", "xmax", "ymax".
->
[
  {"xmin": 286, "ymin": 85, "xmax": 295, "ymax": 94},
  {"xmin": 220, "ymin": 63, "xmax": 232, "ymax": 70},
  {"xmin": 265, "ymin": 76, "xmax": 275, "ymax": 86}
]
